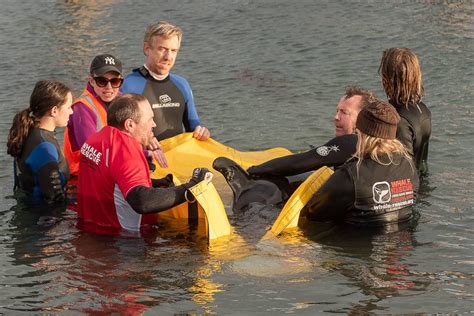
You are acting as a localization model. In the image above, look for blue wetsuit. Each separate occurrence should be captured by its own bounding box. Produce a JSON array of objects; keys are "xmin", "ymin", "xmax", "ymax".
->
[
  {"xmin": 121, "ymin": 67, "xmax": 201, "ymax": 140},
  {"xmin": 15, "ymin": 128, "xmax": 69, "ymax": 202}
]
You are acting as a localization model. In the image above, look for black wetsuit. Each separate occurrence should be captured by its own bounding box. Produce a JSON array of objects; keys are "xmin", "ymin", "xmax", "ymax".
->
[
  {"xmin": 304, "ymin": 154, "xmax": 419, "ymax": 226},
  {"xmin": 393, "ymin": 101, "xmax": 431, "ymax": 175},
  {"xmin": 121, "ymin": 67, "xmax": 201, "ymax": 140},
  {"xmin": 248, "ymin": 134, "xmax": 357, "ymax": 177},
  {"xmin": 15, "ymin": 128, "xmax": 69, "ymax": 203}
]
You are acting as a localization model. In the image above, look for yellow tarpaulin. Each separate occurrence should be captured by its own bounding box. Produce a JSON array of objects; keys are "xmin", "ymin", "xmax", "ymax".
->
[
  {"xmin": 151, "ymin": 133, "xmax": 292, "ymax": 180},
  {"xmin": 188, "ymin": 178, "xmax": 231, "ymax": 241},
  {"xmin": 269, "ymin": 166, "xmax": 334, "ymax": 236},
  {"xmin": 155, "ymin": 175, "xmax": 231, "ymax": 241}
]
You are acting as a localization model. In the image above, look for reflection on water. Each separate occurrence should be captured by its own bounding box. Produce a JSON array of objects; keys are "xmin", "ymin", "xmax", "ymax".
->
[
  {"xmin": 1, "ymin": 0, "xmax": 474, "ymax": 313},
  {"xmin": 297, "ymin": 219, "xmax": 428, "ymax": 314}
]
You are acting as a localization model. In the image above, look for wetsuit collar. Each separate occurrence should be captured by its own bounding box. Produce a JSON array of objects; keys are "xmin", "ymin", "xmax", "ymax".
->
[{"xmin": 143, "ymin": 64, "xmax": 169, "ymax": 81}]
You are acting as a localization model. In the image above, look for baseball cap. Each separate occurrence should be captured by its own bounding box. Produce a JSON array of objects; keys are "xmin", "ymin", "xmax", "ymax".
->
[{"xmin": 90, "ymin": 54, "xmax": 122, "ymax": 76}]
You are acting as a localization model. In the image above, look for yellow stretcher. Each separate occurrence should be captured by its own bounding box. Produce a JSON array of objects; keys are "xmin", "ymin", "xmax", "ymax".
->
[
  {"xmin": 151, "ymin": 134, "xmax": 334, "ymax": 241},
  {"xmin": 269, "ymin": 166, "xmax": 334, "ymax": 236},
  {"xmin": 151, "ymin": 133, "xmax": 292, "ymax": 181},
  {"xmin": 151, "ymin": 134, "xmax": 292, "ymax": 241}
]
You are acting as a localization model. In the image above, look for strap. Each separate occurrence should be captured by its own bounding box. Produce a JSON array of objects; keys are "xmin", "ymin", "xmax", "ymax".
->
[{"xmin": 80, "ymin": 94, "xmax": 103, "ymax": 130}]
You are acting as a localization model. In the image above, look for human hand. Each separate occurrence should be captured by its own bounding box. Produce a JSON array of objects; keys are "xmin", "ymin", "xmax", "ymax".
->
[
  {"xmin": 192, "ymin": 125, "xmax": 210, "ymax": 141},
  {"xmin": 147, "ymin": 137, "xmax": 168, "ymax": 168},
  {"xmin": 189, "ymin": 167, "xmax": 213, "ymax": 185}
]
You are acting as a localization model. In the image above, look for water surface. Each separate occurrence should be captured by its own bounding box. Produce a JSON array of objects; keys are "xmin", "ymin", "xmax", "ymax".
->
[{"xmin": 0, "ymin": 0, "xmax": 473, "ymax": 314}]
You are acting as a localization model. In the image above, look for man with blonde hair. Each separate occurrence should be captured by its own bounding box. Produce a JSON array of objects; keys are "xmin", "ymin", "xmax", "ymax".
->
[{"xmin": 121, "ymin": 21, "xmax": 210, "ymax": 141}]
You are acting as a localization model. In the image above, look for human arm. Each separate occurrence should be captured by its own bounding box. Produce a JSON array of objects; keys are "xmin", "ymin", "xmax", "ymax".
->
[
  {"xmin": 396, "ymin": 117, "xmax": 415, "ymax": 158},
  {"xmin": 248, "ymin": 134, "xmax": 357, "ymax": 177},
  {"xmin": 29, "ymin": 142, "xmax": 67, "ymax": 203},
  {"xmin": 151, "ymin": 174, "xmax": 174, "ymax": 188},
  {"xmin": 68, "ymin": 102, "xmax": 98, "ymax": 151},
  {"xmin": 125, "ymin": 168, "xmax": 211, "ymax": 214},
  {"xmin": 174, "ymin": 75, "xmax": 209, "ymax": 139},
  {"xmin": 125, "ymin": 185, "xmax": 188, "ymax": 214},
  {"xmin": 145, "ymin": 137, "xmax": 168, "ymax": 168},
  {"xmin": 303, "ymin": 167, "xmax": 354, "ymax": 222}
]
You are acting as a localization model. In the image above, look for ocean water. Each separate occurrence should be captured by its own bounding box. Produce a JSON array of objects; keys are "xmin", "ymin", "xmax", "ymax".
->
[{"xmin": 0, "ymin": 0, "xmax": 473, "ymax": 314}]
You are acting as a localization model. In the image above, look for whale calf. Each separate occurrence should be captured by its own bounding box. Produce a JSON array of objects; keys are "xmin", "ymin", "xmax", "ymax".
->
[{"xmin": 213, "ymin": 157, "xmax": 285, "ymax": 213}]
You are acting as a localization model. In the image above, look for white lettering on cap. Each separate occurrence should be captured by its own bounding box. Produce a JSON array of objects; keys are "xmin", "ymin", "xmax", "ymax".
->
[{"xmin": 104, "ymin": 57, "xmax": 115, "ymax": 65}]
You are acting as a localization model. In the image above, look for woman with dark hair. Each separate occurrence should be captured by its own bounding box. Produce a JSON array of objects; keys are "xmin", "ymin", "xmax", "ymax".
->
[
  {"xmin": 304, "ymin": 100, "xmax": 419, "ymax": 226},
  {"xmin": 379, "ymin": 47, "xmax": 431, "ymax": 175},
  {"xmin": 7, "ymin": 80, "xmax": 73, "ymax": 203}
]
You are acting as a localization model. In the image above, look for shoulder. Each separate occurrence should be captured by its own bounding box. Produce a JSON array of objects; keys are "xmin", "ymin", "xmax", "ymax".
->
[
  {"xmin": 326, "ymin": 134, "xmax": 357, "ymax": 147},
  {"xmin": 70, "ymin": 100, "xmax": 96, "ymax": 117},
  {"xmin": 122, "ymin": 68, "xmax": 148, "ymax": 94},
  {"xmin": 169, "ymin": 73, "xmax": 192, "ymax": 90},
  {"xmin": 337, "ymin": 159, "xmax": 357, "ymax": 180},
  {"xmin": 25, "ymin": 130, "xmax": 60, "ymax": 168},
  {"xmin": 418, "ymin": 101, "xmax": 432, "ymax": 117}
]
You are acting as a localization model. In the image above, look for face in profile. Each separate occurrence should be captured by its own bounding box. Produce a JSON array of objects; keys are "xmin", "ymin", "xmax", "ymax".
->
[
  {"xmin": 132, "ymin": 100, "xmax": 156, "ymax": 146},
  {"xmin": 54, "ymin": 92, "xmax": 74, "ymax": 128},
  {"xmin": 334, "ymin": 95, "xmax": 362, "ymax": 136}
]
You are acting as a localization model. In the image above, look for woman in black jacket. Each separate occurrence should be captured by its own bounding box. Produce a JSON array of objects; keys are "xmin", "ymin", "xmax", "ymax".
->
[
  {"xmin": 305, "ymin": 100, "xmax": 419, "ymax": 226},
  {"xmin": 379, "ymin": 47, "xmax": 431, "ymax": 175}
]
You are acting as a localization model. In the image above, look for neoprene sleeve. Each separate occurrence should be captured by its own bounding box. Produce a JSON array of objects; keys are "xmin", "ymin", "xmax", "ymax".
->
[
  {"xmin": 248, "ymin": 134, "xmax": 357, "ymax": 177},
  {"xmin": 126, "ymin": 184, "xmax": 189, "ymax": 214},
  {"xmin": 37, "ymin": 162, "xmax": 66, "ymax": 203}
]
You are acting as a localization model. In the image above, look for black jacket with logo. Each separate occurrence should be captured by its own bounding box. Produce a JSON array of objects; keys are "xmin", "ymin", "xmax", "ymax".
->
[
  {"xmin": 304, "ymin": 154, "xmax": 419, "ymax": 226},
  {"xmin": 248, "ymin": 134, "xmax": 358, "ymax": 177}
]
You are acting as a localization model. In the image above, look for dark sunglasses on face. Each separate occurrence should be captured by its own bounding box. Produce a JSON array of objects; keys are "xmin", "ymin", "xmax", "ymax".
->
[{"xmin": 93, "ymin": 77, "xmax": 123, "ymax": 88}]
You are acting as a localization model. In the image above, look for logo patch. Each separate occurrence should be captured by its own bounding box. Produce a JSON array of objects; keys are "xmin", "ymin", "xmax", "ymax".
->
[
  {"xmin": 372, "ymin": 181, "xmax": 391, "ymax": 204},
  {"xmin": 159, "ymin": 94, "xmax": 171, "ymax": 103},
  {"xmin": 316, "ymin": 145, "xmax": 339, "ymax": 157},
  {"xmin": 104, "ymin": 57, "xmax": 115, "ymax": 65}
]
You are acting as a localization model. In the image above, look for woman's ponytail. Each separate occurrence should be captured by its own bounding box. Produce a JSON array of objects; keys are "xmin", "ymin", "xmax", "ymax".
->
[
  {"xmin": 7, "ymin": 108, "xmax": 35, "ymax": 157},
  {"xmin": 6, "ymin": 79, "xmax": 71, "ymax": 158}
]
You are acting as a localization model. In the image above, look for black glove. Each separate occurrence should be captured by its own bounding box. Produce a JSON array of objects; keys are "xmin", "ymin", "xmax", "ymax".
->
[{"xmin": 184, "ymin": 168, "xmax": 212, "ymax": 189}]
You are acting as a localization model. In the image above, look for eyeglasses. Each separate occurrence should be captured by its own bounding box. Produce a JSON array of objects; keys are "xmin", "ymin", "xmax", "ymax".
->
[{"xmin": 93, "ymin": 77, "xmax": 123, "ymax": 88}]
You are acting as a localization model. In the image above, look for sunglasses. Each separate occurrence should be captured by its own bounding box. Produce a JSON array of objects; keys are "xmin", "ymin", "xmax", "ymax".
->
[{"xmin": 93, "ymin": 77, "xmax": 123, "ymax": 88}]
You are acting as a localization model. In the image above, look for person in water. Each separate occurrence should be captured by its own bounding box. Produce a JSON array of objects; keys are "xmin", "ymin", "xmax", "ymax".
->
[
  {"xmin": 77, "ymin": 93, "xmax": 210, "ymax": 235},
  {"xmin": 63, "ymin": 54, "xmax": 124, "ymax": 178},
  {"xmin": 303, "ymin": 99, "xmax": 419, "ymax": 226},
  {"xmin": 213, "ymin": 86, "xmax": 375, "ymax": 211},
  {"xmin": 247, "ymin": 86, "xmax": 375, "ymax": 179},
  {"xmin": 64, "ymin": 54, "xmax": 168, "ymax": 179},
  {"xmin": 121, "ymin": 21, "xmax": 210, "ymax": 141},
  {"xmin": 379, "ymin": 47, "xmax": 431, "ymax": 175},
  {"xmin": 7, "ymin": 80, "xmax": 73, "ymax": 203}
]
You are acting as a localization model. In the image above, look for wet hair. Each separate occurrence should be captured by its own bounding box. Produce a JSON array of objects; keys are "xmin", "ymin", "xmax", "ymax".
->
[
  {"xmin": 344, "ymin": 85, "xmax": 377, "ymax": 111},
  {"xmin": 143, "ymin": 21, "xmax": 182, "ymax": 48},
  {"xmin": 7, "ymin": 80, "xmax": 71, "ymax": 158},
  {"xmin": 107, "ymin": 93, "xmax": 147, "ymax": 129},
  {"xmin": 354, "ymin": 124, "xmax": 413, "ymax": 175},
  {"xmin": 379, "ymin": 47, "xmax": 424, "ymax": 108}
]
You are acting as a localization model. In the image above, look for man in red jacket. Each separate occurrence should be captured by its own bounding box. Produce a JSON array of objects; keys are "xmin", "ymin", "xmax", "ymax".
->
[{"xmin": 77, "ymin": 93, "xmax": 208, "ymax": 235}]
